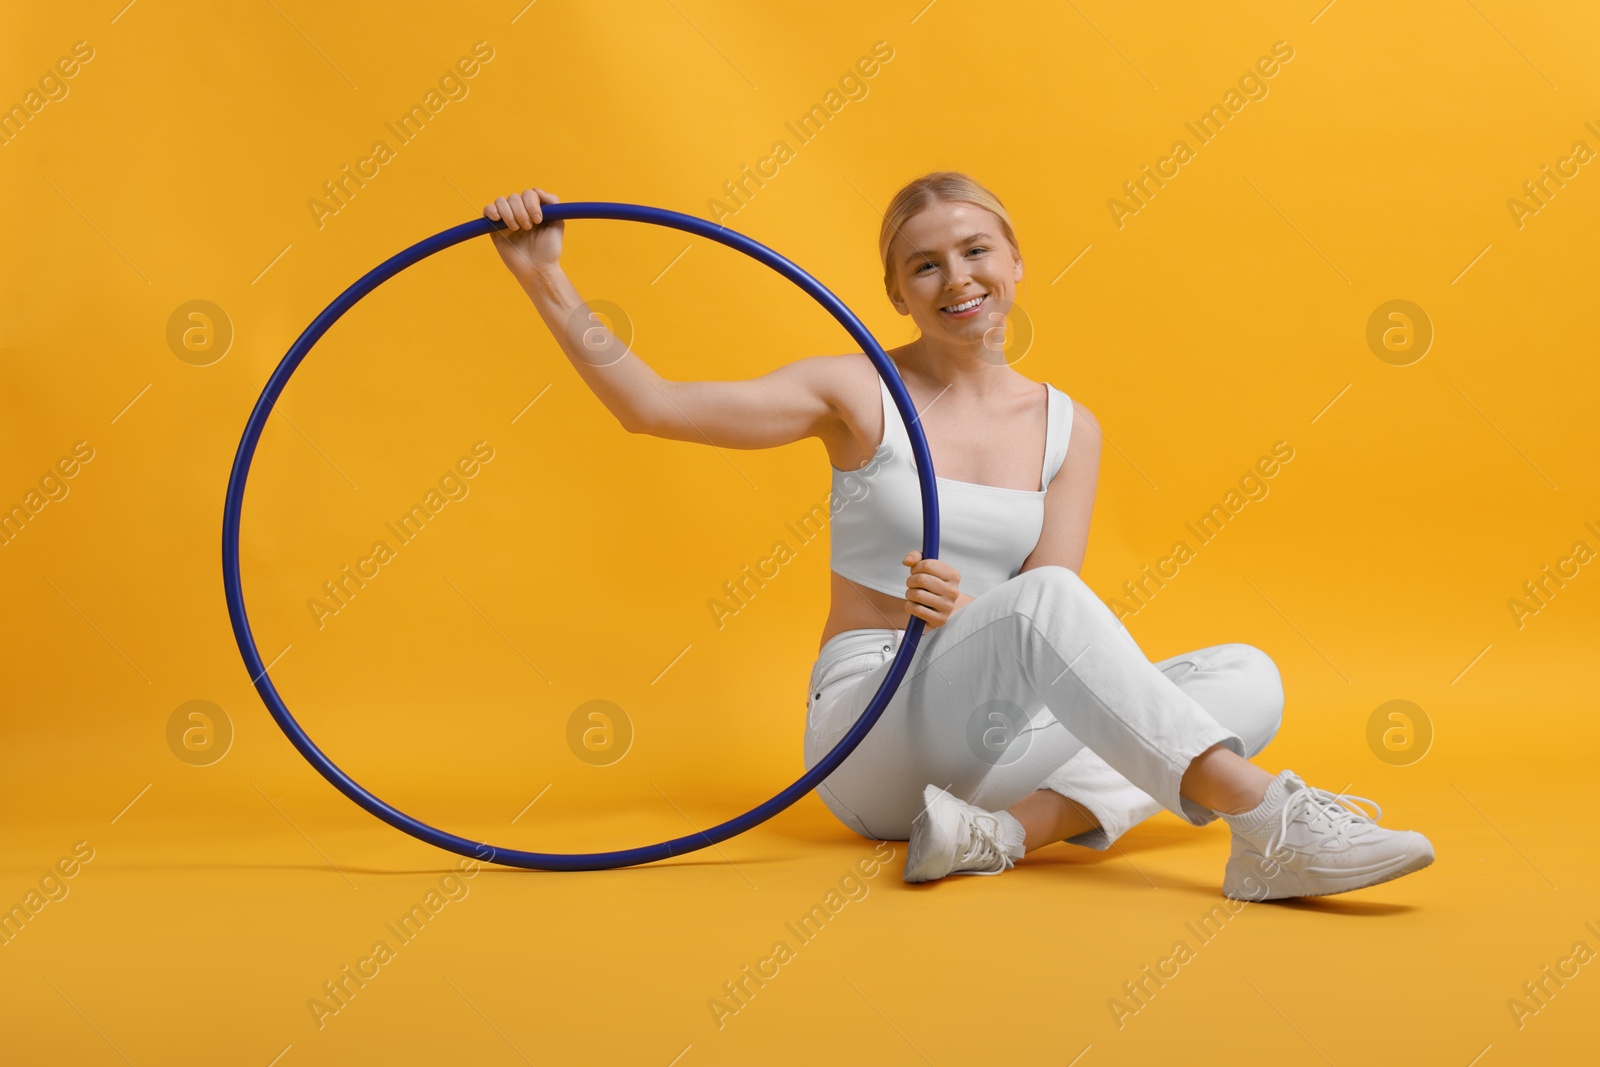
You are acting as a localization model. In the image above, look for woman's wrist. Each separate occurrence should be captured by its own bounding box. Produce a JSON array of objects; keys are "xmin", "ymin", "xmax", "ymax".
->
[{"xmin": 518, "ymin": 262, "xmax": 568, "ymax": 302}]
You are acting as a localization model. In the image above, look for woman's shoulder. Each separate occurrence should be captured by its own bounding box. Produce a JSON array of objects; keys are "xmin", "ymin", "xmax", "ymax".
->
[
  {"xmin": 809, "ymin": 352, "xmax": 896, "ymax": 471},
  {"xmin": 1065, "ymin": 394, "xmax": 1098, "ymax": 430},
  {"xmin": 840, "ymin": 350, "xmax": 906, "ymax": 382},
  {"xmin": 1034, "ymin": 378, "xmax": 1095, "ymax": 423},
  {"xmin": 1040, "ymin": 384, "xmax": 1100, "ymax": 454}
]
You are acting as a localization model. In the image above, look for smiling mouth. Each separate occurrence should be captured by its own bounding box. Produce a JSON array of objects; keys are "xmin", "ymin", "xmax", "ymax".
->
[{"xmin": 940, "ymin": 294, "xmax": 986, "ymax": 317}]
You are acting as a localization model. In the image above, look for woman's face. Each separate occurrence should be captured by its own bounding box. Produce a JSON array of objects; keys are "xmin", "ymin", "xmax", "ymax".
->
[{"xmin": 887, "ymin": 199, "xmax": 1022, "ymax": 343}]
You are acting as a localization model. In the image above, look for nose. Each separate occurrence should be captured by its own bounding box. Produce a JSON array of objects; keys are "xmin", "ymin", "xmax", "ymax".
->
[{"xmin": 943, "ymin": 260, "xmax": 973, "ymax": 290}]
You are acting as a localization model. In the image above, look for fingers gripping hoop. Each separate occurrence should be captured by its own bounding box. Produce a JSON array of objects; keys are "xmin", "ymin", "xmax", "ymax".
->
[{"xmin": 221, "ymin": 202, "xmax": 944, "ymax": 872}]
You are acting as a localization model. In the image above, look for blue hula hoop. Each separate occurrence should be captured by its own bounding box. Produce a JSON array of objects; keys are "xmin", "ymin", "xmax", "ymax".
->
[{"xmin": 222, "ymin": 203, "xmax": 944, "ymax": 871}]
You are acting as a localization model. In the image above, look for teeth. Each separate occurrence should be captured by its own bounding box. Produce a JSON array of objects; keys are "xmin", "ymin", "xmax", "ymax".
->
[{"xmin": 943, "ymin": 296, "xmax": 983, "ymax": 313}]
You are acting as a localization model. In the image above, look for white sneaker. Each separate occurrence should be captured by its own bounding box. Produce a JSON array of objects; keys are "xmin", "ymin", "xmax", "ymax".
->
[
  {"xmin": 1221, "ymin": 769, "xmax": 1435, "ymax": 900},
  {"xmin": 903, "ymin": 784, "xmax": 1021, "ymax": 883}
]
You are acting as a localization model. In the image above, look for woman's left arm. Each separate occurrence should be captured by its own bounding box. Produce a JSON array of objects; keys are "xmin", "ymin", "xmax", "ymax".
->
[{"xmin": 1019, "ymin": 398, "xmax": 1102, "ymax": 575}]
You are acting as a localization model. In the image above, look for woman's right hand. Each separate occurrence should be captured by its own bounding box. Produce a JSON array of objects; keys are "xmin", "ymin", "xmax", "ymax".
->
[
  {"xmin": 484, "ymin": 188, "xmax": 563, "ymax": 285},
  {"xmin": 903, "ymin": 549, "xmax": 963, "ymax": 629}
]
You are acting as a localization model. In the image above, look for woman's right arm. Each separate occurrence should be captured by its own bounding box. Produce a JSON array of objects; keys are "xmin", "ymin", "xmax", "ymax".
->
[{"xmin": 486, "ymin": 188, "xmax": 844, "ymax": 450}]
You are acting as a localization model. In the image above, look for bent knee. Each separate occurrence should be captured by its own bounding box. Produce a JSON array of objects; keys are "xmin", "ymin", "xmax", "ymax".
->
[
  {"xmin": 1014, "ymin": 564, "xmax": 1095, "ymax": 606},
  {"xmin": 1223, "ymin": 642, "xmax": 1284, "ymax": 752}
]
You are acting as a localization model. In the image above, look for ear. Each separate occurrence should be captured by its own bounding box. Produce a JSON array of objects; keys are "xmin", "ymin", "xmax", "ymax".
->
[
  {"xmin": 886, "ymin": 279, "xmax": 910, "ymax": 316},
  {"xmin": 1013, "ymin": 252, "xmax": 1024, "ymax": 284}
]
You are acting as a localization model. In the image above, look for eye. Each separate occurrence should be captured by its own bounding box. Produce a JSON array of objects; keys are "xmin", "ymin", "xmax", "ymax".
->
[
  {"xmin": 969, "ymin": 246, "xmax": 988, "ymax": 255},
  {"xmin": 915, "ymin": 262, "xmax": 935, "ymax": 273}
]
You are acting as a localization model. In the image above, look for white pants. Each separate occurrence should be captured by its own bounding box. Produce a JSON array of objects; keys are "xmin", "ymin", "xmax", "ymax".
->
[{"xmin": 802, "ymin": 566, "xmax": 1285, "ymax": 846}]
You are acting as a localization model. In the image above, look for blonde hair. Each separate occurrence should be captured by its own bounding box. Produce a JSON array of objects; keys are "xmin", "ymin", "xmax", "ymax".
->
[{"xmin": 878, "ymin": 171, "xmax": 1022, "ymax": 300}]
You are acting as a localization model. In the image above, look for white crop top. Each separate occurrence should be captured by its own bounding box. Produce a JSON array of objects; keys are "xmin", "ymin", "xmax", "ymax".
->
[{"xmin": 829, "ymin": 373, "xmax": 1073, "ymax": 599}]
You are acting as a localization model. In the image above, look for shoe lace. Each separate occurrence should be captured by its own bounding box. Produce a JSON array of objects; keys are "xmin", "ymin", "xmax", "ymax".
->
[
  {"xmin": 957, "ymin": 812, "xmax": 1009, "ymax": 871},
  {"xmin": 1270, "ymin": 783, "xmax": 1383, "ymax": 853}
]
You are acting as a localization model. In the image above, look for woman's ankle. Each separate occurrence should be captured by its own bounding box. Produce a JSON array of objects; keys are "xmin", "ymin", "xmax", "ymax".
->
[
  {"xmin": 1181, "ymin": 744, "xmax": 1273, "ymax": 815},
  {"xmin": 1010, "ymin": 789, "xmax": 1100, "ymax": 852}
]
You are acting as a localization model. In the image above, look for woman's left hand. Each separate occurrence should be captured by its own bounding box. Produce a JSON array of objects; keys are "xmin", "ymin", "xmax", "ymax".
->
[{"xmin": 902, "ymin": 549, "xmax": 963, "ymax": 629}]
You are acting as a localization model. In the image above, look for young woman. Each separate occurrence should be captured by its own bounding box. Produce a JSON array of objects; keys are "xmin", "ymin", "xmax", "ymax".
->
[{"xmin": 483, "ymin": 173, "xmax": 1435, "ymax": 899}]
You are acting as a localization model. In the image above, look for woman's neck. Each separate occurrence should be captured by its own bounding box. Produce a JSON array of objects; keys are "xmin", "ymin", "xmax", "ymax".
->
[{"xmin": 900, "ymin": 337, "xmax": 1022, "ymax": 399}]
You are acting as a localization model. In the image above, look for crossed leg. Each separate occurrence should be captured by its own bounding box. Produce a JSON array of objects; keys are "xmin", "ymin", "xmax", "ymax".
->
[
  {"xmin": 992, "ymin": 642, "xmax": 1286, "ymax": 853},
  {"xmin": 807, "ymin": 566, "xmax": 1285, "ymax": 842}
]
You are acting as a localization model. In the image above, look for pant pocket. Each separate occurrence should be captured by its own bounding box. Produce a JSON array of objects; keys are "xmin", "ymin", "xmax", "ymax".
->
[{"xmin": 806, "ymin": 645, "xmax": 892, "ymax": 737}]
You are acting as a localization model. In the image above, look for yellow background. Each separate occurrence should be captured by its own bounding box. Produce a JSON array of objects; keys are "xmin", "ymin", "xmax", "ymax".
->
[{"xmin": 4, "ymin": 1, "xmax": 1598, "ymax": 1063}]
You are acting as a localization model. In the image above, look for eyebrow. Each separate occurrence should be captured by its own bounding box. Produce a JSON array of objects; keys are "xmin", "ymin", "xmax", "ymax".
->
[{"xmin": 903, "ymin": 232, "xmax": 994, "ymax": 265}]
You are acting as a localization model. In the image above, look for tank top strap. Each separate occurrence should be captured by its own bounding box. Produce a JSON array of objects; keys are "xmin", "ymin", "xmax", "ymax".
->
[
  {"xmin": 876, "ymin": 373, "xmax": 911, "ymax": 450},
  {"xmin": 1041, "ymin": 384, "xmax": 1074, "ymax": 488}
]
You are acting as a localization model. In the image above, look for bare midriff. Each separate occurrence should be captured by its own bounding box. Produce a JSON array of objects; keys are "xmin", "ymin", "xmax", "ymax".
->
[{"xmin": 818, "ymin": 569, "xmax": 913, "ymax": 652}]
